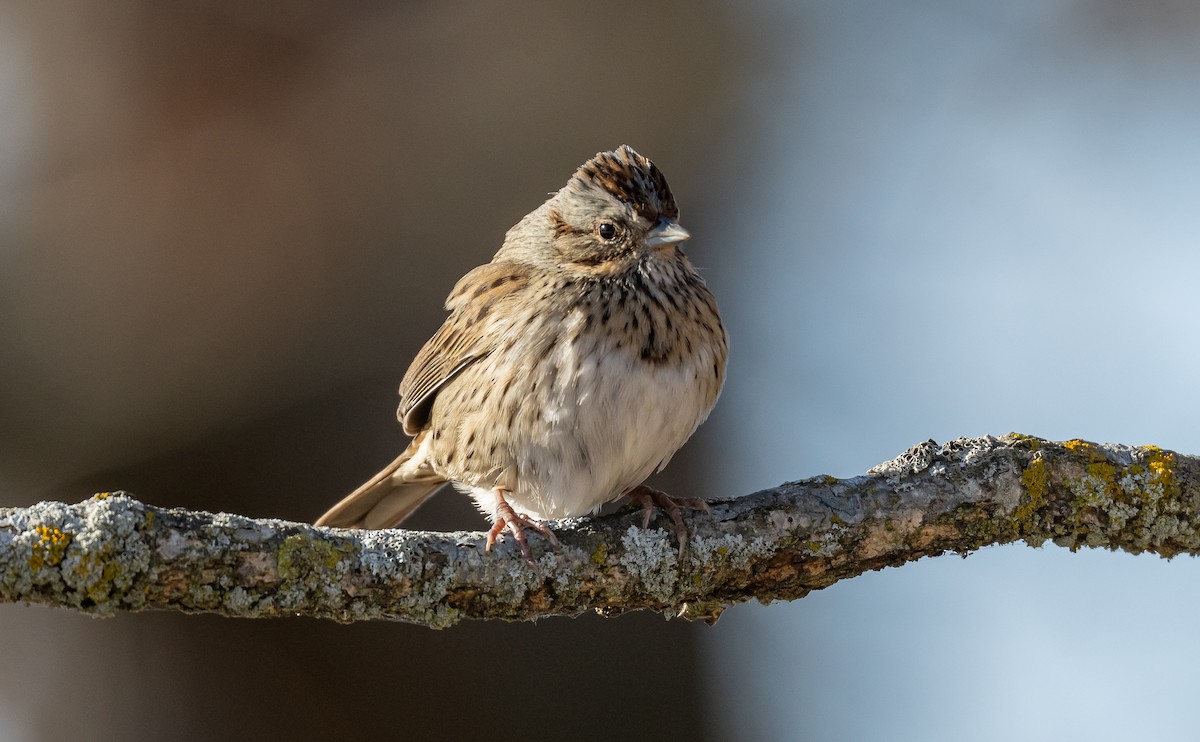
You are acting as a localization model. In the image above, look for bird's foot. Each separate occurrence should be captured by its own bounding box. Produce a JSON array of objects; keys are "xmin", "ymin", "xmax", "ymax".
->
[
  {"xmin": 485, "ymin": 490, "xmax": 560, "ymax": 565},
  {"xmin": 625, "ymin": 484, "xmax": 710, "ymax": 557}
]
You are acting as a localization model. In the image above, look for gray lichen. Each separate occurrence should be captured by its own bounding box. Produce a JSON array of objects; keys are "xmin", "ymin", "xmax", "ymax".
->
[{"xmin": 618, "ymin": 526, "xmax": 679, "ymax": 603}]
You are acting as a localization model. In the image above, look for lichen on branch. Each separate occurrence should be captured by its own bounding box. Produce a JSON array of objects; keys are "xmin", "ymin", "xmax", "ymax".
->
[{"xmin": 1, "ymin": 434, "xmax": 1197, "ymax": 628}]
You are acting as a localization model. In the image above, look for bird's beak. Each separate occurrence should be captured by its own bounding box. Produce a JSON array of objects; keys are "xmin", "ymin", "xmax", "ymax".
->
[{"xmin": 644, "ymin": 218, "xmax": 690, "ymax": 248}]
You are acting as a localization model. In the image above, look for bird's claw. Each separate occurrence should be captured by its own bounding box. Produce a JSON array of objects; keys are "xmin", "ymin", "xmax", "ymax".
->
[
  {"xmin": 626, "ymin": 484, "xmax": 710, "ymax": 557},
  {"xmin": 486, "ymin": 492, "xmax": 560, "ymax": 566}
]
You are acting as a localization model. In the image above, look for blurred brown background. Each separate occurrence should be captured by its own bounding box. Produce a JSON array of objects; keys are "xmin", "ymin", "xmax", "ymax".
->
[{"xmin": 0, "ymin": 2, "xmax": 746, "ymax": 739}]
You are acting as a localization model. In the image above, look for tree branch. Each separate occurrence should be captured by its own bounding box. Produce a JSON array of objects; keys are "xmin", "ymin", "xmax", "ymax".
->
[{"xmin": 2, "ymin": 434, "xmax": 1196, "ymax": 627}]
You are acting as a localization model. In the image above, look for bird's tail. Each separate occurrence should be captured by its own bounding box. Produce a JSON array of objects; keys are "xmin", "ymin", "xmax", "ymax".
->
[{"xmin": 315, "ymin": 447, "xmax": 446, "ymax": 530}]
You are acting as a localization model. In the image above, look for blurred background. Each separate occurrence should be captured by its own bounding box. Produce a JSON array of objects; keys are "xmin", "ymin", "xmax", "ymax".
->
[{"xmin": 2, "ymin": 1, "xmax": 1200, "ymax": 740}]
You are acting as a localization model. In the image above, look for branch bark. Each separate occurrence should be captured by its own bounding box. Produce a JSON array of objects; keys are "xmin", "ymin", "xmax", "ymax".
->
[{"xmin": 2, "ymin": 434, "xmax": 1196, "ymax": 627}]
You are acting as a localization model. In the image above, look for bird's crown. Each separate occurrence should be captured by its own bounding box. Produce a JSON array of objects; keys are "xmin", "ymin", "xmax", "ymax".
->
[{"xmin": 568, "ymin": 145, "xmax": 679, "ymax": 222}]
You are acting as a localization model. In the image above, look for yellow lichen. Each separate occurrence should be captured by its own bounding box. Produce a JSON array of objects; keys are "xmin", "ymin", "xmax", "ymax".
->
[
  {"xmin": 591, "ymin": 542, "xmax": 608, "ymax": 567},
  {"xmin": 1015, "ymin": 456, "xmax": 1048, "ymax": 525},
  {"xmin": 277, "ymin": 535, "xmax": 342, "ymax": 580},
  {"xmin": 1076, "ymin": 461, "xmax": 1120, "ymax": 507},
  {"xmin": 72, "ymin": 552, "xmax": 97, "ymax": 577},
  {"xmin": 28, "ymin": 525, "xmax": 71, "ymax": 571},
  {"xmin": 1145, "ymin": 448, "xmax": 1178, "ymax": 495},
  {"xmin": 93, "ymin": 492, "xmax": 111, "ymax": 500},
  {"xmin": 1085, "ymin": 461, "xmax": 1117, "ymax": 483},
  {"xmin": 1007, "ymin": 433, "xmax": 1045, "ymax": 449},
  {"xmin": 1063, "ymin": 439, "xmax": 1095, "ymax": 454},
  {"xmin": 85, "ymin": 562, "xmax": 125, "ymax": 604}
]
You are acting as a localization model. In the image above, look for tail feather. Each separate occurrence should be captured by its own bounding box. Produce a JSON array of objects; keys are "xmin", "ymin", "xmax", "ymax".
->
[{"xmin": 315, "ymin": 450, "xmax": 446, "ymax": 530}]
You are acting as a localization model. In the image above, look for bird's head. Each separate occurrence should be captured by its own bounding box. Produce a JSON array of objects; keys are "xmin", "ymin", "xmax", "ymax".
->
[{"xmin": 499, "ymin": 145, "xmax": 690, "ymax": 276}]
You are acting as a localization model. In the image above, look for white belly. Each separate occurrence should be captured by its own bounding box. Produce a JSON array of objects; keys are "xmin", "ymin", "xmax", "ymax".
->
[{"xmin": 458, "ymin": 308, "xmax": 718, "ymax": 521}]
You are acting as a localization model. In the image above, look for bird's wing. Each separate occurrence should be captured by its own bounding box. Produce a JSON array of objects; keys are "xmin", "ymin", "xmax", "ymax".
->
[{"xmin": 397, "ymin": 261, "xmax": 530, "ymax": 434}]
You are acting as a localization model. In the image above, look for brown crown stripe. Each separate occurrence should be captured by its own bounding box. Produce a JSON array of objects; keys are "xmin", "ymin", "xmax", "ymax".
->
[{"xmin": 571, "ymin": 146, "xmax": 679, "ymax": 222}]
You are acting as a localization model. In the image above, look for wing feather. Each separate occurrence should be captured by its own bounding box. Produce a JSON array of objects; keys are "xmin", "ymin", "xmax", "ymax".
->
[{"xmin": 397, "ymin": 262, "xmax": 529, "ymax": 434}]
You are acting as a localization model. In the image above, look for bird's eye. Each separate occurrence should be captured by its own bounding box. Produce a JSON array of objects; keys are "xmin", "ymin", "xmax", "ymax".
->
[{"xmin": 596, "ymin": 222, "xmax": 617, "ymax": 241}]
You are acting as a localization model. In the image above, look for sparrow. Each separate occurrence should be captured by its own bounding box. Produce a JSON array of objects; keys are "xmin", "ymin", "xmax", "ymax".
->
[{"xmin": 316, "ymin": 145, "xmax": 728, "ymax": 560}]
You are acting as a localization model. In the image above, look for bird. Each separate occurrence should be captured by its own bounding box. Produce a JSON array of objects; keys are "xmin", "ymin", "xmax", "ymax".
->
[{"xmin": 315, "ymin": 145, "xmax": 728, "ymax": 560}]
